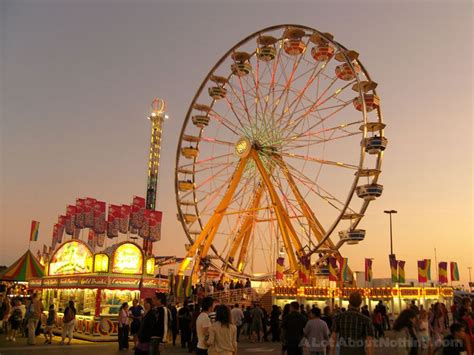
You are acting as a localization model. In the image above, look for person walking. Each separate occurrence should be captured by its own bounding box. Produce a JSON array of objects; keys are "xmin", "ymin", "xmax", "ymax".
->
[
  {"xmin": 250, "ymin": 303, "xmax": 264, "ymax": 343},
  {"xmin": 390, "ymin": 309, "xmax": 420, "ymax": 355},
  {"xmin": 0, "ymin": 294, "xmax": 10, "ymax": 335},
  {"xmin": 129, "ymin": 299, "xmax": 144, "ymax": 350},
  {"xmin": 330, "ymin": 292, "xmax": 374, "ymax": 355},
  {"xmin": 207, "ymin": 305, "xmax": 237, "ymax": 355},
  {"xmin": 282, "ymin": 301, "xmax": 307, "ymax": 355},
  {"xmin": 373, "ymin": 308, "xmax": 384, "ymax": 338},
  {"xmin": 6, "ymin": 299, "xmax": 22, "ymax": 342},
  {"xmin": 135, "ymin": 298, "xmax": 155, "ymax": 355},
  {"xmin": 281, "ymin": 303, "xmax": 291, "ymax": 355},
  {"xmin": 417, "ymin": 310, "xmax": 431, "ymax": 355},
  {"xmin": 26, "ymin": 293, "xmax": 41, "ymax": 345},
  {"xmin": 189, "ymin": 304, "xmax": 201, "ymax": 353},
  {"xmin": 429, "ymin": 302, "xmax": 447, "ymax": 347},
  {"xmin": 303, "ymin": 307, "xmax": 330, "ymax": 355},
  {"xmin": 270, "ymin": 305, "xmax": 281, "ymax": 342},
  {"xmin": 230, "ymin": 303, "xmax": 244, "ymax": 342},
  {"xmin": 149, "ymin": 292, "xmax": 170, "ymax": 355},
  {"xmin": 60, "ymin": 300, "xmax": 76, "ymax": 345},
  {"xmin": 43, "ymin": 304, "xmax": 56, "ymax": 344},
  {"xmin": 170, "ymin": 303, "xmax": 179, "ymax": 346},
  {"xmin": 118, "ymin": 302, "xmax": 130, "ymax": 351},
  {"xmin": 321, "ymin": 306, "xmax": 333, "ymax": 331},
  {"xmin": 196, "ymin": 296, "xmax": 215, "ymax": 355},
  {"xmin": 178, "ymin": 302, "xmax": 192, "ymax": 349},
  {"xmin": 441, "ymin": 323, "xmax": 467, "ymax": 355}
]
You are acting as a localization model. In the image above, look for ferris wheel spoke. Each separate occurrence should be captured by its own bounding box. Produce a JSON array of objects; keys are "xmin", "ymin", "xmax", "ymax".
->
[
  {"xmin": 268, "ymin": 51, "xmax": 306, "ymax": 126},
  {"xmin": 282, "ymin": 131, "xmax": 361, "ymax": 151},
  {"xmin": 225, "ymin": 80, "xmax": 254, "ymax": 132},
  {"xmin": 281, "ymin": 152, "xmax": 358, "ymax": 170},
  {"xmin": 200, "ymin": 137, "xmax": 235, "ymax": 146},
  {"xmin": 251, "ymin": 57, "xmax": 272, "ymax": 124},
  {"xmin": 283, "ymin": 79, "xmax": 356, "ymax": 137},
  {"xmin": 208, "ymin": 110, "xmax": 245, "ymax": 136},
  {"xmin": 261, "ymin": 46, "xmax": 286, "ymax": 128},
  {"xmin": 282, "ymin": 120, "xmax": 362, "ymax": 144},
  {"xmin": 274, "ymin": 62, "xmax": 325, "ymax": 129},
  {"xmin": 283, "ymin": 160, "xmax": 355, "ymax": 212},
  {"xmin": 282, "ymin": 100, "xmax": 353, "ymax": 142}
]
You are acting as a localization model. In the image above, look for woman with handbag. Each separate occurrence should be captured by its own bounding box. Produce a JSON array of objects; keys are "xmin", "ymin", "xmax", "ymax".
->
[{"xmin": 60, "ymin": 300, "xmax": 76, "ymax": 345}]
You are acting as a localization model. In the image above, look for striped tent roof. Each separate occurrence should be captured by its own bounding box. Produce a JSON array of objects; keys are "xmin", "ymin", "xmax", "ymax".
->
[{"xmin": 0, "ymin": 250, "xmax": 44, "ymax": 281}]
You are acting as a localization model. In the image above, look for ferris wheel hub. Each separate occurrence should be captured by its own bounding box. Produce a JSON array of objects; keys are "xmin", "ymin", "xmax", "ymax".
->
[{"xmin": 235, "ymin": 137, "xmax": 252, "ymax": 158}]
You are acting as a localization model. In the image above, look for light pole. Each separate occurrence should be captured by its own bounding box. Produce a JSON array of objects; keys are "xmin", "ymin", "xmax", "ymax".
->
[
  {"xmin": 384, "ymin": 210, "xmax": 397, "ymax": 255},
  {"xmin": 468, "ymin": 267, "xmax": 472, "ymax": 292}
]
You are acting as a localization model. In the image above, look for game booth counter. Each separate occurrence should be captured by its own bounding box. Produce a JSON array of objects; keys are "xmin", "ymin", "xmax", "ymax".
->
[
  {"xmin": 29, "ymin": 240, "xmax": 168, "ymax": 341},
  {"xmin": 271, "ymin": 285, "xmax": 454, "ymax": 315}
]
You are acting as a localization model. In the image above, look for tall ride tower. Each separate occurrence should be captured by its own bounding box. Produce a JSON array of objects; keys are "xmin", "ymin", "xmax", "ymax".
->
[{"xmin": 143, "ymin": 98, "xmax": 167, "ymax": 255}]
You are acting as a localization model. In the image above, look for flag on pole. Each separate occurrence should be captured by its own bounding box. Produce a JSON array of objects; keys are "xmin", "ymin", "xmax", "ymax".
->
[
  {"xmin": 51, "ymin": 224, "xmax": 59, "ymax": 250},
  {"xmin": 389, "ymin": 254, "xmax": 398, "ymax": 283},
  {"xmin": 298, "ymin": 256, "xmax": 310, "ymax": 284},
  {"xmin": 425, "ymin": 259, "xmax": 431, "ymax": 281},
  {"xmin": 418, "ymin": 260, "xmax": 428, "ymax": 283},
  {"xmin": 339, "ymin": 257, "xmax": 349, "ymax": 282},
  {"xmin": 364, "ymin": 258, "xmax": 373, "ymax": 282},
  {"xmin": 276, "ymin": 257, "xmax": 284, "ymax": 281},
  {"xmin": 438, "ymin": 262, "xmax": 448, "ymax": 284},
  {"xmin": 398, "ymin": 260, "xmax": 406, "ymax": 283},
  {"xmin": 65, "ymin": 205, "xmax": 76, "ymax": 235},
  {"xmin": 328, "ymin": 257, "xmax": 339, "ymax": 281},
  {"xmin": 450, "ymin": 262, "xmax": 460, "ymax": 281},
  {"xmin": 87, "ymin": 229, "xmax": 96, "ymax": 249},
  {"xmin": 30, "ymin": 221, "xmax": 40, "ymax": 241}
]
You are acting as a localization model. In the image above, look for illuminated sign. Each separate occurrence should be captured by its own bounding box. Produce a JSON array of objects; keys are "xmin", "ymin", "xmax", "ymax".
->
[
  {"xmin": 110, "ymin": 277, "xmax": 140, "ymax": 288},
  {"xmin": 59, "ymin": 277, "xmax": 80, "ymax": 287},
  {"xmin": 423, "ymin": 288, "xmax": 439, "ymax": 297},
  {"xmin": 29, "ymin": 279, "xmax": 42, "ymax": 287},
  {"xmin": 49, "ymin": 241, "xmax": 93, "ymax": 276},
  {"xmin": 399, "ymin": 288, "xmax": 421, "ymax": 298},
  {"xmin": 273, "ymin": 286, "xmax": 298, "ymax": 296},
  {"xmin": 112, "ymin": 243, "xmax": 143, "ymax": 274},
  {"xmin": 146, "ymin": 258, "xmax": 155, "ymax": 275},
  {"xmin": 369, "ymin": 288, "xmax": 393, "ymax": 298},
  {"xmin": 142, "ymin": 278, "xmax": 167, "ymax": 289},
  {"xmin": 303, "ymin": 287, "xmax": 329, "ymax": 297},
  {"xmin": 43, "ymin": 278, "xmax": 58, "ymax": 287},
  {"xmin": 341, "ymin": 288, "xmax": 367, "ymax": 298},
  {"xmin": 94, "ymin": 254, "xmax": 109, "ymax": 273},
  {"xmin": 440, "ymin": 288, "xmax": 453, "ymax": 297},
  {"xmin": 79, "ymin": 276, "xmax": 108, "ymax": 287}
]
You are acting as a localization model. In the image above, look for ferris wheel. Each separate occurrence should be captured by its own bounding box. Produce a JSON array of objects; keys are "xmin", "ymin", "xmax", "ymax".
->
[{"xmin": 175, "ymin": 24, "xmax": 387, "ymax": 281}]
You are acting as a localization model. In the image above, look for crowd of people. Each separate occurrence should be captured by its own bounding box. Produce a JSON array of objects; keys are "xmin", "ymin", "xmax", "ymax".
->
[
  {"xmin": 1, "ymin": 289, "xmax": 473, "ymax": 355},
  {"xmin": 0, "ymin": 292, "xmax": 77, "ymax": 345}
]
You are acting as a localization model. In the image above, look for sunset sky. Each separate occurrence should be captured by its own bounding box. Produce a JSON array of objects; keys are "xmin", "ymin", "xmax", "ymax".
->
[{"xmin": 1, "ymin": 1, "xmax": 472, "ymax": 286}]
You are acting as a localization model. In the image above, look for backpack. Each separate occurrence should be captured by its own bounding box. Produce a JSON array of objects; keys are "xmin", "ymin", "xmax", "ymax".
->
[
  {"xmin": 63, "ymin": 307, "xmax": 75, "ymax": 323},
  {"xmin": 12, "ymin": 308, "xmax": 22, "ymax": 322}
]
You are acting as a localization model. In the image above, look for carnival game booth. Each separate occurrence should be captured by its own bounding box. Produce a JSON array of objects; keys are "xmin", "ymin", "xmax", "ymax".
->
[
  {"xmin": 0, "ymin": 250, "xmax": 44, "ymax": 299},
  {"xmin": 29, "ymin": 240, "xmax": 167, "ymax": 341},
  {"xmin": 272, "ymin": 286, "xmax": 454, "ymax": 315}
]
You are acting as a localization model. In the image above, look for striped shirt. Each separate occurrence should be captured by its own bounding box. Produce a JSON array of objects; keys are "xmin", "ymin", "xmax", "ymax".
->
[{"xmin": 331, "ymin": 309, "xmax": 374, "ymax": 355}]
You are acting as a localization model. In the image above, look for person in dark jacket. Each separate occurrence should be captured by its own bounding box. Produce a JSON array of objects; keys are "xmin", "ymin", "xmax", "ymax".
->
[
  {"xmin": 442, "ymin": 323, "xmax": 467, "ymax": 355},
  {"xmin": 178, "ymin": 302, "xmax": 191, "ymax": 349},
  {"xmin": 270, "ymin": 305, "xmax": 281, "ymax": 342},
  {"xmin": 282, "ymin": 301, "xmax": 307, "ymax": 355},
  {"xmin": 169, "ymin": 303, "xmax": 178, "ymax": 346},
  {"xmin": 135, "ymin": 298, "xmax": 155, "ymax": 355}
]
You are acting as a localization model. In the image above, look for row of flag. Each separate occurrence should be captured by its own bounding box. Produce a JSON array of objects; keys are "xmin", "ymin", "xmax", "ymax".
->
[
  {"xmin": 28, "ymin": 196, "xmax": 163, "ymax": 253},
  {"xmin": 274, "ymin": 255, "xmax": 461, "ymax": 283}
]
